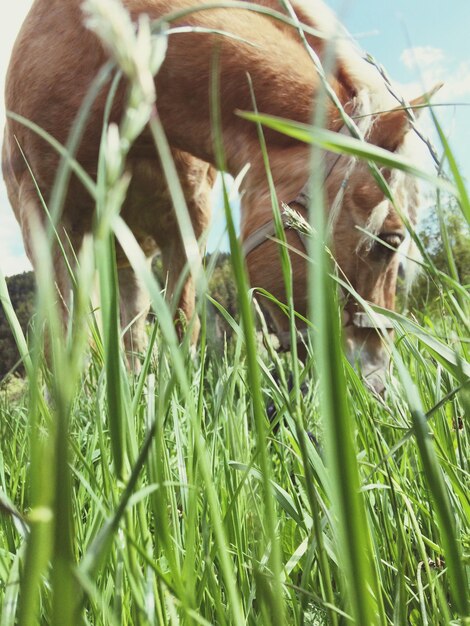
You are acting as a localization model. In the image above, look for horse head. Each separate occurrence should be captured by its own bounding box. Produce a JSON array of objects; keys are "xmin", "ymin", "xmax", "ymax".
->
[{"xmin": 244, "ymin": 91, "xmax": 434, "ymax": 392}]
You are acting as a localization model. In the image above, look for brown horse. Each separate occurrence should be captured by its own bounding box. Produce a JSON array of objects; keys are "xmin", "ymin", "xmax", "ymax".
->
[{"xmin": 2, "ymin": 0, "xmax": 426, "ymax": 386}]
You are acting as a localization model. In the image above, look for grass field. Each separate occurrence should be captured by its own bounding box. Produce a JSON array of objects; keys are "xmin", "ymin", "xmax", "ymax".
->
[{"xmin": 0, "ymin": 1, "xmax": 469, "ymax": 624}]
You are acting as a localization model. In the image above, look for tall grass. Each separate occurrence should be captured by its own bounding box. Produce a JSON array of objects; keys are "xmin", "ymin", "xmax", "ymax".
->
[{"xmin": 1, "ymin": 1, "xmax": 469, "ymax": 625}]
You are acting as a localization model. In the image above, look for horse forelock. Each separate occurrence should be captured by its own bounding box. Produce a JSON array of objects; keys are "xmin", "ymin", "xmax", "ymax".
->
[
  {"xmin": 370, "ymin": 131, "xmax": 423, "ymax": 233},
  {"xmin": 326, "ymin": 89, "xmax": 422, "ymax": 237},
  {"xmin": 355, "ymin": 158, "xmax": 422, "ymax": 249},
  {"xmin": 354, "ymin": 142, "xmax": 423, "ymax": 288}
]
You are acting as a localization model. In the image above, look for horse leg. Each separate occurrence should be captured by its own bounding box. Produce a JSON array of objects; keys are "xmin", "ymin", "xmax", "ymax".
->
[
  {"xmin": 15, "ymin": 180, "xmax": 86, "ymax": 355},
  {"xmin": 117, "ymin": 260, "xmax": 152, "ymax": 371},
  {"xmin": 159, "ymin": 241, "xmax": 199, "ymax": 343},
  {"xmin": 159, "ymin": 160, "xmax": 215, "ymax": 344}
]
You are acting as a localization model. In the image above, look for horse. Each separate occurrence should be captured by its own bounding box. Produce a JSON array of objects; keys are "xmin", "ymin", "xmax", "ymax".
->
[{"xmin": 2, "ymin": 0, "xmax": 427, "ymax": 388}]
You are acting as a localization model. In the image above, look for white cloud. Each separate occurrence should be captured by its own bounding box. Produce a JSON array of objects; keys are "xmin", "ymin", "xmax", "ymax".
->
[
  {"xmin": 443, "ymin": 60, "xmax": 470, "ymax": 98},
  {"xmin": 401, "ymin": 46, "xmax": 445, "ymax": 71},
  {"xmin": 400, "ymin": 46, "xmax": 470, "ymax": 101}
]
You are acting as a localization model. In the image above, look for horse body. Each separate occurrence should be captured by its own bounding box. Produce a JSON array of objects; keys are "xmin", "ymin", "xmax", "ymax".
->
[{"xmin": 3, "ymin": 0, "xmax": 422, "ymax": 383}]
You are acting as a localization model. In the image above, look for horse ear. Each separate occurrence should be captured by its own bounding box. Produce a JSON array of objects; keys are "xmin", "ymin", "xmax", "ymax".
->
[
  {"xmin": 408, "ymin": 82, "xmax": 444, "ymax": 119},
  {"xmin": 371, "ymin": 82, "xmax": 443, "ymax": 151},
  {"xmin": 371, "ymin": 108, "xmax": 409, "ymax": 152}
]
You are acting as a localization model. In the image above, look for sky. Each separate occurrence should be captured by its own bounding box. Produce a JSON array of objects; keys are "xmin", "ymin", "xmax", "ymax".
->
[{"xmin": 1, "ymin": 0, "xmax": 469, "ymax": 276}]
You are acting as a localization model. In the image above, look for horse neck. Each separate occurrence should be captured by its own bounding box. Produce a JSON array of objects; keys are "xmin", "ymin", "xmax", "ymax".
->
[{"xmin": 154, "ymin": 2, "xmax": 347, "ymax": 167}]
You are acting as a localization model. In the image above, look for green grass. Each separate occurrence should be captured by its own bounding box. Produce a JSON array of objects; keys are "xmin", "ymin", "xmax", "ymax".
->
[
  {"xmin": 0, "ymin": 289, "xmax": 469, "ymax": 625},
  {"xmin": 1, "ymin": 1, "xmax": 469, "ymax": 624}
]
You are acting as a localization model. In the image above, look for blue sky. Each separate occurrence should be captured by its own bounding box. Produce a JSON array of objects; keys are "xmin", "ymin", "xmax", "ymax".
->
[
  {"xmin": 332, "ymin": 0, "xmax": 470, "ymax": 175},
  {"xmin": 334, "ymin": 0, "xmax": 470, "ymax": 70},
  {"xmin": 1, "ymin": 0, "xmax": 469, "ymax": 275}
]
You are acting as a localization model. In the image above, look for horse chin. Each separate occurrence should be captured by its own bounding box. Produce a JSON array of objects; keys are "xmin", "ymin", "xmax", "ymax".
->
[{"xmin": 344, "ymin": 331, "xmax": 389, "ymax": 394}]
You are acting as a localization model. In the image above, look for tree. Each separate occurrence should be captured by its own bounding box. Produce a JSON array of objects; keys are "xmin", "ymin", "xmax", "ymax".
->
[
  {"xmin": 409, "ymin": 199, "xmax": 470, "ymax": 312},
  {"xmin": 0, "ymin": 272, "xmax": 36, "ymax": 379}
]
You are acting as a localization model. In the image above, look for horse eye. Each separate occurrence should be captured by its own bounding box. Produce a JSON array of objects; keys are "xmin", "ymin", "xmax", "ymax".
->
[{"xmin": 378, "ymin": 232, "xmax": 404, "ymax": 250}]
